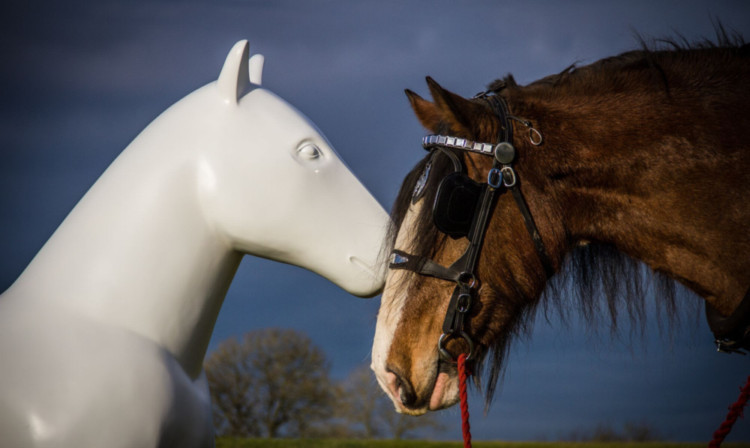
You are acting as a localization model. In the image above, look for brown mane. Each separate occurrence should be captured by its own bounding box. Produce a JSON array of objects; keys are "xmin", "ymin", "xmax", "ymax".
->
[{"xmin": 386, "ymin": 36, "xmax": 749, "ymax": 403}]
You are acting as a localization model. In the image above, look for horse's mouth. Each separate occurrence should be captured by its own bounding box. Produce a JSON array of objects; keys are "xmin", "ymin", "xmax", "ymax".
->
[
  {"xmin": 380, "ymin": 348, "xmax": 473, "ymax": 415},
  {"xmin": 428, "ymin": 360, "xmax": 460, "ymax": 411},
  {"xmin": 386, "ymin": 359, "xmax": 459, "ymax": 415}
]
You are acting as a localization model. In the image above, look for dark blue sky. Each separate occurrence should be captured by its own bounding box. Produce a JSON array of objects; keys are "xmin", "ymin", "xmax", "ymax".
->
[{"xmin": 1, "ymin": 0, "xmax": 749, "ymax": 442}]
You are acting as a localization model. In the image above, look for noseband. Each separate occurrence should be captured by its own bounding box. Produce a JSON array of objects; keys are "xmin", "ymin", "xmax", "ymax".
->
[{"xmin": 389, "ymin": 92, "xmax": 553, "ymax": 363}]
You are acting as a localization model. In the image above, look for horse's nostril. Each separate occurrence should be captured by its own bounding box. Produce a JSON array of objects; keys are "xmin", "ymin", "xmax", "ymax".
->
[{"xmin": 388, "ymin": 368, "xmax": 417, "ymax": 408}]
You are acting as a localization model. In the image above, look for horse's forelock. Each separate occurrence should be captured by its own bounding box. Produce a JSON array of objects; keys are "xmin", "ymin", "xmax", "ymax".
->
[{"xmin": 387, "ymin": 150, "xmax": 457, "ymax": 262}]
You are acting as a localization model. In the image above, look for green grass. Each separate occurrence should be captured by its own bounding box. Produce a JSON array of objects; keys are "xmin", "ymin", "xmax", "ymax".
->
[{"xmin": 216, "ymin": 439, "xmax": 750, "ymax": 448}]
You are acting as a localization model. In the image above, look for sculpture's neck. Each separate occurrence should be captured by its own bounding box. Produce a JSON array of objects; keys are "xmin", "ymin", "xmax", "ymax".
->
[{"xmin": 8, "ymin": 144, "xmax": 240, "ymax": 378}]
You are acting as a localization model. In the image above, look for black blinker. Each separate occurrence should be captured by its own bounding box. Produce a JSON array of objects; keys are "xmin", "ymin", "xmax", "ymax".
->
[{"xmin": 432, "ymin": 172, "xmax": 482, "ymax": 239}]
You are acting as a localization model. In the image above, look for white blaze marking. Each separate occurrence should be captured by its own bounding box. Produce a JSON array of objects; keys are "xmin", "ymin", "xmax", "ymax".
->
[{"xmin": 371, "ymin": 202, "xmax": 423, "ymax": 407}]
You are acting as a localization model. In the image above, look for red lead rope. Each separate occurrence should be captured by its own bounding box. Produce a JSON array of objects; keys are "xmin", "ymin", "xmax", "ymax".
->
[
  {"xmin": 709, "ymin": 374, "xmax": 750, "ymax": 447},
  {"xmin": 457, "ymin": 353, "xmax": 472, "ymax": 448}
]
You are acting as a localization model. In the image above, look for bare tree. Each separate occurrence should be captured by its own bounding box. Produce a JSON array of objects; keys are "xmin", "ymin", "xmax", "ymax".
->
[
  {"xmin": 336, "ymin": 365, "xmax": 385, "ymax": 438},
  {"xmin": 337, "ymin": 364, "xmax": 446, "ymax": 439},
  {"xmin": 204, "ymin": 336, "xmax": 260, "ymax": 437},
  {"xmin": 563, "ymin": 421, "xmax": 661, "ymax": 442},
  {"xmin": 623, "ymin": 421, "xmax": 661, "ymax": 441},
  {"xmin": 205, "ymin": 328, "xmax": 336, "ymax": 438}
]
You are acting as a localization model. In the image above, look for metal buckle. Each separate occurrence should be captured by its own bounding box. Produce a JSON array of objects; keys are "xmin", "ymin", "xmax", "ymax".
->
[
  {"xmin": 488, "ymin": 168, "xmax": 503, "ymax": 188},
  {"xmin": 529, "ymin": 127, "xmax": 543, "ymax": 146},
  {"xmin": 456, "ymin": 293, "xmax": 472, "ymax": 313},
  {"xmin": 456, "ymin": 272, "xmax": 477, "ymax": 289},
  {"xmin": 438, "ymin": 332, "xmax": 475, "ymax": 363},
  {"xmin": 501, "ymin": 166, "xmax": 517, "ymax": 188},
  {"xmin": 716, "ymin": 338, "xmax": 748, "ymax": 355}
]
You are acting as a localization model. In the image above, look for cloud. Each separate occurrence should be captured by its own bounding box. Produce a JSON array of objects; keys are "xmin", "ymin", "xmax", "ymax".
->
[{"xmin": 2, "ymin": 0, "xmax": 750, "ymax": 441}]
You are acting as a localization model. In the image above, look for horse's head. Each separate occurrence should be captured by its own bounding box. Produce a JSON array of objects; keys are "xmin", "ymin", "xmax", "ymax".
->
[
  {"xmin": 372, "ymin": 78, "xmax": 559, "ymax": 414},
  {"xmin": 154, "ymin": 41, "xmax": 388, "ymax": 297}
]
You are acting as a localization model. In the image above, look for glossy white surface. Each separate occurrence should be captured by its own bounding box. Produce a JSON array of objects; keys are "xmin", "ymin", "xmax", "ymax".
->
[{"xmin": 0, "ymin": 40, "xmax": 387, "ymax": 447}]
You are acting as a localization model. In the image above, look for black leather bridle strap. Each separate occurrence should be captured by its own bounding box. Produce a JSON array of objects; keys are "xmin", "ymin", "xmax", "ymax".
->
[
  {"xmin": 706, "ymin": 287, "xmax": 750, "ymax": 354},
  {"xmin": 441, "ymin": 182, "xmax": 499, "ymax": 335},
  {"xmin": 390, "ymin": 249, "xmax": 462, "ymax": 282},
  {"xmin": 460, "ymin": 183, "xmax": 497, "ymax": 275},
  {"xmin": 486, "ymin": 94, "xmax": 513, "ymax": 143},
  {"xmin": 508, "ymin": 184, "xmax": 555, "ymax": 278},
  {"xmin": 487, "ymin": 95, "xmax": 554, "ymax": 278}
]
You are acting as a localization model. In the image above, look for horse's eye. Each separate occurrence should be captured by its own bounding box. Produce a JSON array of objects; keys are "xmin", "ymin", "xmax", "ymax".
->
[{"xmin": 298, "ymin": 143, "xmax": 321, "ymax": 159}]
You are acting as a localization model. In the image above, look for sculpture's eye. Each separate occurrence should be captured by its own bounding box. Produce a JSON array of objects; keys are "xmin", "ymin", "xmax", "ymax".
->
[{"xmin": 297, "ymin": 143, "xmax": 321, "ymax": 159}]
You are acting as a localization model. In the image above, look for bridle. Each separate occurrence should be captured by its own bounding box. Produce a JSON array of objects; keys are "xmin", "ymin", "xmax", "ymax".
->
[
  {"xmin": 706, "ymin": 290, "xmax": 750, "ymax": 354},
  {"xmin": 389, "ymin": 91, "xmax": 554, "ymax": 363}
]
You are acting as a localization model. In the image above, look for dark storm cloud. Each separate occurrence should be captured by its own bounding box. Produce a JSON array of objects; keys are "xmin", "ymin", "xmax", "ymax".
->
[{"xmin": 1, "ymin": 0, "xmax": 749, "ymax": 441}]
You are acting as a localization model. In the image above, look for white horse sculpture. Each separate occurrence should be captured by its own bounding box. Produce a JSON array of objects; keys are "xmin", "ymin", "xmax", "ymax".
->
[{"xmin": 0, "ymin": 40, "xmax": 387, "ymax": 447}]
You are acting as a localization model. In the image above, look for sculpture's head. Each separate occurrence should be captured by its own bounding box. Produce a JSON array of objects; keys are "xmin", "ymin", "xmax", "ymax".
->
[{"xmin": 144, "ymin": 41, "xmax": 388, "ymax": 297}]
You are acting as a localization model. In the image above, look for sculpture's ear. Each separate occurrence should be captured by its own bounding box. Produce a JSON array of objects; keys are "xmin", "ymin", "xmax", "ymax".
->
[
  {"xmin": 249, "ymin": 54, "xmax": 264, "ymax": 86},
  {"xmin": 218, "ymin": 40, "xmax": 250, "ymax": 103}
]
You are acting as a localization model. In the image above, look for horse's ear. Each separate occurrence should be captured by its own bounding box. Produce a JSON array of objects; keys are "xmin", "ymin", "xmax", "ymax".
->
[
  {"xmin": 426, "ymin": 77, "xmax": 491, "ymax": 137},
  {"xmin": 406, "ymin": 89, "xmax": 442, "ymax": 132},
  {"xmin": 249, "ymin": 54, "xmax": 264, "ymax": 86},
  {"xmin": 218, "ymin": 40, "xmax": 251, "ymax": 103}
]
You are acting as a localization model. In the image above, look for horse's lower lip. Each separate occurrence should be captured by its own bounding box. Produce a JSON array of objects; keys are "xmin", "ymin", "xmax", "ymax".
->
[
  {"xmin": 429, "ymin": 360, "xmax": 458, "ymax": 411},
  {"xmin": 429, "ymin": 372, "xmax": 451, "ymax": 410}
]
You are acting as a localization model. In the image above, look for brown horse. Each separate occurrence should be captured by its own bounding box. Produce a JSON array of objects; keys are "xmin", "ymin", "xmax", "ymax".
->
[{"xmin": 371, "ymin": 39, "xmax": 750, "ymax": 416}]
